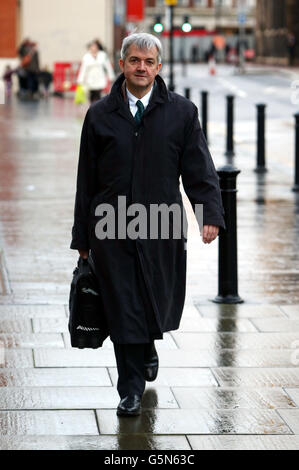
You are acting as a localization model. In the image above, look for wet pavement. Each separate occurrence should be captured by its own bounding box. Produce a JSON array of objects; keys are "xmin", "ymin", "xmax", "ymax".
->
[{"xmin": 0, "ymin": 66, "xmax": 299, "ymax": 450}]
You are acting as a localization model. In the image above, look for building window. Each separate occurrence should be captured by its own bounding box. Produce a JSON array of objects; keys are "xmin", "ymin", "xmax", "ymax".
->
[{"xmin": 194, "ymin": 0, "xmax": 209, "ymax": 6}]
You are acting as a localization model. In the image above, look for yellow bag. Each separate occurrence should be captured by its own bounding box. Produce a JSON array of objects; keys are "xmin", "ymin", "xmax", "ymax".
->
[{"xmin": 74, "ymin": 84, "xmax": 87, "ymax": 105}]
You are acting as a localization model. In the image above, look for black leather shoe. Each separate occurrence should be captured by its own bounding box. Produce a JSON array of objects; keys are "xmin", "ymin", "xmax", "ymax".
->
[
  {"xmin": 144, "ymin": 342, "xmax": 159, "ymax": 382},
  {"xmin": 117, "ymin": 394, "xmax": 142, "ymax": 417}
]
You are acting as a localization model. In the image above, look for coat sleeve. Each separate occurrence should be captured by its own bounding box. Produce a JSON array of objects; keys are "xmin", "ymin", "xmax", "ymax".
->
[
  {"xmin": 70, "ymin": 109, "xmax": 98, "ymax": 251},
  {"xmin": 180, "ymin": 106, "xmax": 226, "ymax": 231}
]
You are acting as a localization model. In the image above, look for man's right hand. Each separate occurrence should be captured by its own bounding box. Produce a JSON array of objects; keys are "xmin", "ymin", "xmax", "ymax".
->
[{"xmin": 78, "ymin": 250, "xmax": 89, "ymax": 259}]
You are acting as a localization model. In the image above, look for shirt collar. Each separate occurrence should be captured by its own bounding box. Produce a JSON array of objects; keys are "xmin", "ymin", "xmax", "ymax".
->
[{"xmin": 126, "ymin": 86, "xmax": 154, "ymax": 109}]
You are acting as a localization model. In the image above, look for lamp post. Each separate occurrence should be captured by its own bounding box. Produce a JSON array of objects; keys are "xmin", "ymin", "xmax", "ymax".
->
[
  {"xmin": 237, "ymin": 0, "xmax": 248, "ymax": 74},
  {"xmin": 165, "ymin": 0, "xmax": 178, "ymax": 92},
  {"xmin": 181, "ymin": 16, "xmax": 192, "ymax": 77}
]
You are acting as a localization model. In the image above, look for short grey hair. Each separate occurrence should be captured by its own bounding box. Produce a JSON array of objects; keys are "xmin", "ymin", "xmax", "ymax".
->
[{"xmin": 121, "ymin": 33, "xmax": 163, "ymax": 64}]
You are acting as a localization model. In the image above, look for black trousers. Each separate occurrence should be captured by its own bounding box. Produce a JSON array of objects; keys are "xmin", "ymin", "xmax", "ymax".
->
[{"xmin": 113, "ymin": 342, "xmax": 149, "ymax": 399}]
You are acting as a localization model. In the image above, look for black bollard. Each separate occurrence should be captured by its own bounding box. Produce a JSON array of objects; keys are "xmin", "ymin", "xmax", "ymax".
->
[
  {"xmin": 201, "ymin": 90, "xmax": 208, "ymax": 142},
  {"xmin": 254, "ymin": 104, "xmax": 267, "ymax": 173},
  {"xmin": 225, "ymin": 95, "xmax": 235, "ymax": 157},
  {"xmin": 184, "ymin": 88, "xmax": 190, "ymax": 100},
  {"xmin": 292, "ymin": 113, "xmax": 299, "ymax": 192},
  {"xmin": 213, "ymin": 164, "xmax": 243, "ymax": 304}
]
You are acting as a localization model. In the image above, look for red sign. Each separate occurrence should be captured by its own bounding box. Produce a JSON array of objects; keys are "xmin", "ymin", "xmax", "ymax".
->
[{"xmin": 126, "ymin": 0, "xmax": 144, "ymax": 22}]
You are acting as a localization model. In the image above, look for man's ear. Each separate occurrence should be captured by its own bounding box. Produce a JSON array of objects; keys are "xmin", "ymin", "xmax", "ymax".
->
[{"xmin": 119, "ymin": 59, "xmax": 124, "ymax": 72}]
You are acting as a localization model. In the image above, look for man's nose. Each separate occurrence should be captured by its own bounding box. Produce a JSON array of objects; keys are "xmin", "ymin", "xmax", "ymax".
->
[{"xmin": 137, "ymin": 61, "xmax": 146, "ymax": 70}]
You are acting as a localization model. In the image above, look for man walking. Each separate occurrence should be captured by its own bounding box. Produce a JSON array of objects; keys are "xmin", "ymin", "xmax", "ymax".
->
[{"xmin": 70, "ymin": 33, "xmax": 225, "ymax": 416}]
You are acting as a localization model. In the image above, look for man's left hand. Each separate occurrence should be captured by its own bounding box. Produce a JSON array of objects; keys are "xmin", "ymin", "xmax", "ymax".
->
[{"xmin": 201, "ymin": 225, "xmax": 219, "ymax": 244}]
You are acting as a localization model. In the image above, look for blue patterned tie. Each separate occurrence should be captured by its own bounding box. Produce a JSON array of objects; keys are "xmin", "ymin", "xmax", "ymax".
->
[{"xmin": 134, "ymin": 100, "xmax": 144, "ymax": 124}]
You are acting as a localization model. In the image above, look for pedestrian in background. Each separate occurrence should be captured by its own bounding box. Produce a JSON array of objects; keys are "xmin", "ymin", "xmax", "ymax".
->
[
  {"xmin": 17, "ymin": 38, "xmax": 30, "ymax": 98},
  {"xmin": 287, "ymin": 32, "xmax": 297, "ymax": 66},
  {"xmin": 77, "ymin": 39, "xmax": 115, "ymax": 103},
  {"xmin": 38, "ymin": 66, "xmax": 53, "ymax": 99},
  {"xmin": 25, "ymin": 42, "xmax": 40, "ymax": 99},
  {"xmin": 70, "ymin": 32, "xmax": 225, "ymax": 417},
  {"xmin": 2, "ymin": 65, "xmax": 14, "ymax": 100},
  {"xmin": 17, "ymin": 38, "xmax": 40, "ymax": 100}
]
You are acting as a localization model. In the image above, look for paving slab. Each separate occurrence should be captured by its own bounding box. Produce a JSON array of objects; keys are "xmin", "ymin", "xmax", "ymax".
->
[
  {"xmin": 107, "ymin": 346, "xmax": 298, "ymax": 368},
  {"xmin": 252, "ymin": 318, "xmax": 299, "ymax": 332},
  {"xmin": 32, "ymin": 317, "xmax": 68, "ymax": 333},
  {"xmin": 34, "ymin": 348, "xmax": 117, "ymax": 367},
  {"xmin": 171, "ymin": 387, "xmax": 297, "ymax": 409},
  {"xmin": 195, "ymin": 304, "xmax": 287, "ymax": 318},
  {"xmin": 0, "ymin": 304, "xmax": 66, "ymax": 318},
  {"xmin": 180, "ymin": 305, "xmax": 202, "ymax": 318},
  {"xmin": 171, "ymin": 332, "xmax": 299, "ymax": 350},
  {"xmin": 62, "ymin": 333, "xmax": 178, "ymax": 350},
  {"xmin": 108, "ymin": 367, "xmax": 218, "ymax": 387},
  {"xmin": 207, "ymin": 350, "xmax": 297, "ymax": 367},
  {"xmin": 212, "ymin": 368, "xmax": 299, "ymax": 387},
  {"xmin": 33, "ymin": 347, "xmax": 255, "ymax": 368},
  {"xmin": 0, "ymin": 386, "xmax": 177, "ymax": 410},
  {"xmin": 0, "ymin": 410, "xmax": 98, "ymax": 435},
  {"xmin": 0, "ymin": 434, "xmax": 191, "ymax": 450},
  {"xmin": 0, "ymin": 333, "xmax": 64, "ymax": 348},
  {"xmin": 0, "ymin": 368, "xmax": 111, "ymax": 387},
  {"xmin": 0, "ymin": 349, "xmax": 33, "ymax": 368},
  {"xmin": 187, "ymin": 435, "xmax": 299, "ymax": 450},
  {"xmin": 284, "ymin": 388, "xmax": 299, "ymax": 407},
  {"xmin": 96, "ymin": 409, "xmax": 291, "ymax": 435},
  {"xmin": 276, "ymin": 409, "xmax": 299, "ymax": 434},
  {"xmin": 178, "ymin": 317, "xmax": 257, "ymax": 332},
  {"xmin": 280, "ymin": 305, "xmax": 299, "ymax": 318},
  {"xmin": 0, "ymin": 319, "xmax": 32, "ymax": 333}
]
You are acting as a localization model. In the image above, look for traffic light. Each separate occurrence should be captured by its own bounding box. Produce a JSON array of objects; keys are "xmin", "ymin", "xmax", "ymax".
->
[
  {"xmin": 153, "ymin": 16, "xmax": 163, "ymax": 34},
  {"xmin": 182, "ymin": 16, "xmax": 192, "ymax": 33}
]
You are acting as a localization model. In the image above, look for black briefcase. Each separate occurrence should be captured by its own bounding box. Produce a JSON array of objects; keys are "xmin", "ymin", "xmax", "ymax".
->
[{"xmin": 68, "ymin": 254, "xmax": 109, "ymax": 349}]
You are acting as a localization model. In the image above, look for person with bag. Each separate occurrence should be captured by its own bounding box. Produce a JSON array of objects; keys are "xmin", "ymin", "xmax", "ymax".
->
[
  {"xmin": 70, "ymin": 33, "xmax": 225, "ymax": 417},
  {"xmin": 77, "ymin": 39, "xmax": 115, "ymax": 103},
  {"xmin": 17, "ymin": 38, "xmax": 30, "ymax": 98},
  {"xmin": 17, "ymin": 38, "xmax": 40, "ymax": 100}
]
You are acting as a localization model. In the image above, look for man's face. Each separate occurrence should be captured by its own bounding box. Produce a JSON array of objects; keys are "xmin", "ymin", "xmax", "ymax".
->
[{"xmin": 119, "ymin": 44, "xmax": 162, "ymax": 93}]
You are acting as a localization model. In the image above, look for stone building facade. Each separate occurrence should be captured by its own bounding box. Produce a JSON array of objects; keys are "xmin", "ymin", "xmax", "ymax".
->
[{"xmin": 255, "ymin": 0, "xmax": 299, "ymax": 65}]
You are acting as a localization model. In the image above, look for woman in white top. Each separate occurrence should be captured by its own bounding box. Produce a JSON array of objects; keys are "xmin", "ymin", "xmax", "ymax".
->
[{"xmin": 77, "ymin": 39, "xmax": 115, "ymax": 103}]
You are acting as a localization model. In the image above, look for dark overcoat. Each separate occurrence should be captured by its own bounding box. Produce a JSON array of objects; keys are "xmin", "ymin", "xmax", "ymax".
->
[{"xmin": 70, "ymin": 73, "xmax": 226, "ymax": 344}]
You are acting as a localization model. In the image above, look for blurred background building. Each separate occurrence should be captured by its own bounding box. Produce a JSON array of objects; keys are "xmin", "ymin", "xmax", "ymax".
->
[
  {"xmin": 0, "ymin": 0, "xmax": 298, "ymax": 85},
  {"xmin": 0, "ymin": 0, "xmax": 114, "ymax": 70},
  {"xmin": 256, "ymin": 0, "xmax": 299, "ymax": 66},
  {"xmin": 143, "ymin": 0, "xmax": 256, "ymax": 63}
]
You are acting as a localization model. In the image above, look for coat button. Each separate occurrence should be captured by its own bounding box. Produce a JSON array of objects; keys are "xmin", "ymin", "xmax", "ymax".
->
[{"xmin": 135, "ymin": 132, "xmax": 138, "ymax": 137}]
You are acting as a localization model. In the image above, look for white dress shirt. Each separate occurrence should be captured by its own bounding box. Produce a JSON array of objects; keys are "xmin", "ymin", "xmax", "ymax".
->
[{"xmin": 126, "ymin": 86, "xmax": 153, "ymax": 117}]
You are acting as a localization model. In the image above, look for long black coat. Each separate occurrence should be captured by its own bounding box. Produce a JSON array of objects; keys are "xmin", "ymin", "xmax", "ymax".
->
[{"xmin": 70, "ymin": 73, "xmax": 225, "ymax": 344}]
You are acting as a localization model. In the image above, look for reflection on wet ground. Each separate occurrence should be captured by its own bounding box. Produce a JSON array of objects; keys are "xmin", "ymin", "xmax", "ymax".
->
[{"xmin": 0, "ymin": 97, "xmax": 299, "ymax": 449}]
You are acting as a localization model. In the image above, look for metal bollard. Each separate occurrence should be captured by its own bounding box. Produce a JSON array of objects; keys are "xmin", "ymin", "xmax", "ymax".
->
[
  {"xmin": 213, "ymin": 164, "xmax": 243, "ymax": 304},
  {"xmin": 184, "ymin": 88, "xmax": 190, "ymax": 100},
  {"xmin": 201, "ymin": 90, "xmax": 208, "ymax": 142},
  {"xmin": 292, "ymin": 113, "xmax": 299, "ymax": 192},
  {"xmin": 225, "ymin": 95, "xmax": 235, "ymax": 157},
  {"xmin": 254, "ymin": 104, "xmax": 267, "ymax": 173}
]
